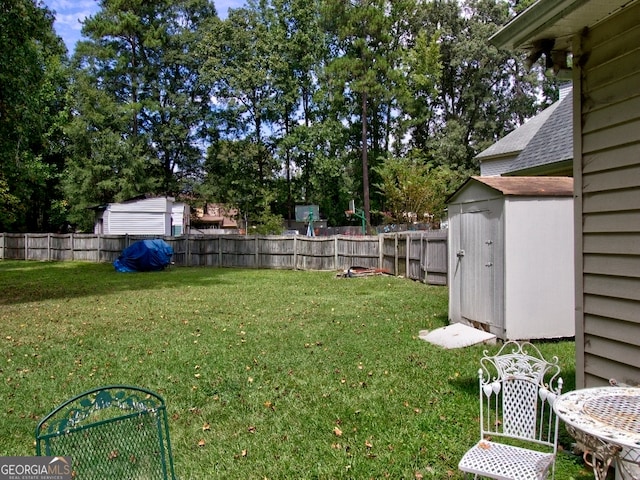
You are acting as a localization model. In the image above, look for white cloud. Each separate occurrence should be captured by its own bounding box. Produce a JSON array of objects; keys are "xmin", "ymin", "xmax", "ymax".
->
[
  {"xmin": 43, "ymin": 0, "xmax": 97, "ymax": 50},
  {"xmin": 54, "ymin": 13, "xmax": 85, "ymax": 32}
]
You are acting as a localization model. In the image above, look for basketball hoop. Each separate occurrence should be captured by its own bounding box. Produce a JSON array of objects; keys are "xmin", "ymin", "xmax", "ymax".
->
[{"xmin": 346, "ymin": 200, "xmax": 366, "ymax": 235}]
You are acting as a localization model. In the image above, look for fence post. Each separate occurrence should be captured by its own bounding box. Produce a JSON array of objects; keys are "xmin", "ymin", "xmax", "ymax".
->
[
  {"xmin": 378, "ymin": 235, "xmax": 383, "ymax": 270},
  {"xmin": 421, "ymin": 233, "xmax": 426, "ymax": 283},
  {"xmin": 294, "ymin": 235, "xmax": 298, "ymax": 270},
  {"xmin": 394, "ymin": 233, "xmax": 398, "ymax": 275},
  {"xmin": 255, "ymin": 236, "xmax": 259, "ymax": 268},
  {"xmin": 406, "ymin": 234, "xmax": 410, "ymax": 278},
  {"xmin": 334, "ymin": 236, "xmax": 339, "ymax": 270},
  {"xmin": 426, "ymin": 234, "xmax": 432, "ymax": 284},
  {"xmin": 24, "ymin": 234, "xmax": 28, "ymax": 260},
  {"xmin": 188, "ymin": 234, "xmax": 192, "ymax": 267}
]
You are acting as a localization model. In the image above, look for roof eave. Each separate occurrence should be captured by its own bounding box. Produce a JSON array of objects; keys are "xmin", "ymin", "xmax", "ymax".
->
[
  {"xmin": 504, "ymin": 159, "xmax": 574, "ymax": 177},
  {"xmin": 490, "ymin": 0, "xmax": 577, "ymax": 50},
  {"xmin": 490, "ymin": 0, "xmax": 637, "ymax": 52},
  {"xmin": 476, "ymin": 151, "xmax": 519, "ymax": 161}
]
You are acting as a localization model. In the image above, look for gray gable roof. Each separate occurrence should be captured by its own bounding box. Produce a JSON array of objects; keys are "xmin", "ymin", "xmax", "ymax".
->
[
  {"xmin": 475, "ymin": 102, "xmax": 559, "ymax": 160},
  {"xmin": 506, "ymin": 90, "xmax": 573, "ymax": 174}
]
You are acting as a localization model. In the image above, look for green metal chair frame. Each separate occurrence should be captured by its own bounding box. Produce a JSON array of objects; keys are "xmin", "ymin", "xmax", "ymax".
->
[{"xmin": 36, "ymin": 385, "xmax": 176, "ymax": 480}]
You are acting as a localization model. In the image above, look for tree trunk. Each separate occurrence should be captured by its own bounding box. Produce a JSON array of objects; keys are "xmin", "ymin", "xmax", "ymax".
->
[{"xmin": 361, "ymin": 90, "xmax": 371, "ymax": 229}]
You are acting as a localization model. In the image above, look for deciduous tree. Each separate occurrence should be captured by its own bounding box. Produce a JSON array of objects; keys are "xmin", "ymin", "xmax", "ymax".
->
[{"xmin": 0, "ymin": 0, "xmax": 68, "ymax": 231}]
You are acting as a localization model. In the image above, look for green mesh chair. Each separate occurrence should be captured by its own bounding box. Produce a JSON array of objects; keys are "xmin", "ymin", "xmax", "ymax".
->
[{"xmin": 36, "ymin": 385, "xmax": 176, "ymax": 480}]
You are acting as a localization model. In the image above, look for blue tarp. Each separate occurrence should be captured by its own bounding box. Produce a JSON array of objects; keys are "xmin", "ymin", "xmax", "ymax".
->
[{"xmin": 113, "ymin": 239, "xmax": 174, "ymax": 273}]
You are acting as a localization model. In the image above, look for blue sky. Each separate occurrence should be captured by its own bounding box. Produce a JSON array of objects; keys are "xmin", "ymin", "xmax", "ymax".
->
[{"xmin": 43, "ymin": 0, "xmax": 245, "ymax": 53}]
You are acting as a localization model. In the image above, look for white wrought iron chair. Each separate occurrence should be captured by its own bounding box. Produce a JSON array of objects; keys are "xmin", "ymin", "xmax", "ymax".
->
[{"xmin": 458, "ymin": 341, "xmax": 563, "ymax": 480}]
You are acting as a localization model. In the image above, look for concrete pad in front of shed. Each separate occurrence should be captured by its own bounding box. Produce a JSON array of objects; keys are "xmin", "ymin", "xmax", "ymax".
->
[{"xmin": 419, "ymin": 323, "xmax": 496, "ymax": 349}]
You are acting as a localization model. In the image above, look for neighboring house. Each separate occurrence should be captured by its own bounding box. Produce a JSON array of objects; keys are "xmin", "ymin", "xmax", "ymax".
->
[
  {"xmin": 477, "ymin": 84, "xmax": 573, "ymax": 177},
  {"xmin": 93, "ymin": 197, "xmax": 189, "ymax": 236},
  {"xmin": 191, "ymin": 203, "xmax": 238, "ymax": 233},
  {"xmin": 170, "ymin": 202, "xmax": 189, "ymax": 236},
  {"xmin": 477, "ymin": 100, "xmax": 558, "ymax": 176},
  {"xmin": 492, "ymin": 0, "xmax": 640, "ymax": 388},
  {"xmin": 505, "ymin": 85, "xmax": 573, "ymax": 176}
]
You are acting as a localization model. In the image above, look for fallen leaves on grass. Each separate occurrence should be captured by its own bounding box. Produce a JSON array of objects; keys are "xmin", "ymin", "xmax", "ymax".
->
[{"xmin": 234, "ymin": 449, "xmax": 248, "ymax": 459}]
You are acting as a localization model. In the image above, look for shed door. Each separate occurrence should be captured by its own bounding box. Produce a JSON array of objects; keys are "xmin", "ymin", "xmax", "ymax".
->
[{"xmin": 459, "ymin": 207, "xmax": 497, "ymax": 327}]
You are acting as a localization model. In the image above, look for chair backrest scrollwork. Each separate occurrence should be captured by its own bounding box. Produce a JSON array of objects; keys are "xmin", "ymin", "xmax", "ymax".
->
[
  {"xmin": 478, "ymin": 341, "xmax": 563, "ymax": 447},
  {"xmin": 36, "ymin": 385, "xmax": 176, "ymax": 480}
]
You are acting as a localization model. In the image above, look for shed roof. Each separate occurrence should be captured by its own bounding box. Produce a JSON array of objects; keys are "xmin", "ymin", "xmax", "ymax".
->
[
  {"xmin": 449, "ymin": 176, "xmax": 574, "ymax": 202},
  {"xmin": 472, "ymin": 176, "xmax": 573, "ymax": 196}
]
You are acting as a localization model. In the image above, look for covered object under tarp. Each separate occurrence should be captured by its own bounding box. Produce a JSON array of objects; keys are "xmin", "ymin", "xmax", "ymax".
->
[{"xmin": 113, "ymin": 239, "xmax": 173, "ymax": 272}]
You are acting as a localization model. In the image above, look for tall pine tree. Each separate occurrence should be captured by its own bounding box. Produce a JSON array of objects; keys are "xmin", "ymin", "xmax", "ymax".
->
[{"xmin": 63, "ymin": 0, "xmax": 216, "ymax": 230}]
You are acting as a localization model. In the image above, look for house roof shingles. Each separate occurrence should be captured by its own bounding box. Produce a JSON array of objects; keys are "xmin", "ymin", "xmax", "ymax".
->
[
  {"xmin": 506, "ymin": 92, "xmax": 573, "ymax": 174},
  {"xmin": 475, "ymin": 102, "xmax": 560, "ymax": 160}
]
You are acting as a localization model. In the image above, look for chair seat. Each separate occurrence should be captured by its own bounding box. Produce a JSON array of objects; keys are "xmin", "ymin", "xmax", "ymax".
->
[{"xmin": 458, "ymin": 440, "xmax": 555, "ymax": 480}]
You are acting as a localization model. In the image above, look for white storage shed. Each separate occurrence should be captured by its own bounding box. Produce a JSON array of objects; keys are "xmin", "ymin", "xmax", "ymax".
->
[
  {"xmin": 94, "ymin": 197, "xmax": 189, "ymax": 236},
  {"xmin": 447, "ymin": 176, "xmax": 575, "ymax": 340}
]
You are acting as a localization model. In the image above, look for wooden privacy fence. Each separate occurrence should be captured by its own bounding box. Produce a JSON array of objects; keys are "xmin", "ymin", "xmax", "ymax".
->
[{"xmin": 0, "ymin": 231, "xmax": 448, "ymax": 285}]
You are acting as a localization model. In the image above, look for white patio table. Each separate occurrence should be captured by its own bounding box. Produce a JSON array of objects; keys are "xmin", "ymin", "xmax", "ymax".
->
[{"xmin": 553, "ymin": 386, "xmax": 640, "ymax": 480}]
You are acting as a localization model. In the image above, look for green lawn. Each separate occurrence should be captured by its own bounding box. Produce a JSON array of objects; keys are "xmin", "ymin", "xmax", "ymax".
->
[{"xmin": 0, "ymin": 261, "xmax": 592, "ymax": 479}]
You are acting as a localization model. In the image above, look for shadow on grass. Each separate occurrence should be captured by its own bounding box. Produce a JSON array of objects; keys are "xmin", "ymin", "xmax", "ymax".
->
[
  {"xmin": 448, "ymin": 372, "xmax": 478, "ymax": 397},
  {"xmin": 0, "ymin": 260, "xmax": 238, "ymax": 305}
]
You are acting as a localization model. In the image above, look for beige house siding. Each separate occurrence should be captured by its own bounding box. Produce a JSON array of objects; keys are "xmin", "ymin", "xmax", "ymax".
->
[{"xmin": 574, "ymin": 1, "xmax": 640, "ymax": 387}]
